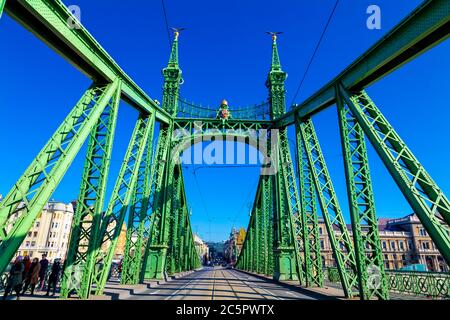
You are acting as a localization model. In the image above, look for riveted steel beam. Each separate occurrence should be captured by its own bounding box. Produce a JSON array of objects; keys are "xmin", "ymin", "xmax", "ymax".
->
[
  {"xmin": 60, "ymin": 80, "xmax": 121, "ymax": 299},
  {"xmin": 339, "ymin": 86, "xmax": 450, "ymax": 265},
  {"xmin": 276, "ymin": 0, "xmax": 450, "ymax": 127},
  {"xmin": 0, "ymin": 79, "xmax": 120, "ymax": 274},
  {"xmin": 4, "ymin": 0, "xmax": 171, "ymax": 123}
]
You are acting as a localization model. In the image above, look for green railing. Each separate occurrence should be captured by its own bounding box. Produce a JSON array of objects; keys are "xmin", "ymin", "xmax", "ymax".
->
[{"xmin": 326, "ymin": 267, "xmax": 450, "ymax": 299}]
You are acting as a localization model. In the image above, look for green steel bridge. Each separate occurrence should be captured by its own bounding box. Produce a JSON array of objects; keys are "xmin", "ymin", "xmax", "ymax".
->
[{"xmin": 0, "ymin": 0, "xmax": 449, "ymax": 300}]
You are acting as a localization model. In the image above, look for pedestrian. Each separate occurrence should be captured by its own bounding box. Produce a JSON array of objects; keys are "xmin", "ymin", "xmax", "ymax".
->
[
  {"xmin": 38, "ymin": 253, "xmax": 49, "ymax": 290},
  {"xmin": 2, "ymin": 256, "xmax": 24, "ymax": 300},
  {"xmin": 22, "ymin": 257, "xmax": 41, "ymax": 295},
  {"xmin": 45, "ymin": 259, "xmax": 61, "ymax": 296},
  {"xmin": 22, "ymin": 255, "xmax": 31, "ymax": 279}
]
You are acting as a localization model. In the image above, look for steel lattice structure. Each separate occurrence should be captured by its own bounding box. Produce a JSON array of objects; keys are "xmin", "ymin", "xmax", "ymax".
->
[{"xmin": 1, "ymin": 0, "xmax": 449, "ymax": 300}]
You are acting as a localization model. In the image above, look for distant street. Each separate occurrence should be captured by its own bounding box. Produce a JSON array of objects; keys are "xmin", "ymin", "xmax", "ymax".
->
[{"xmin": 127, "ymin": 267, "xmax": 334, "ymax": 300}]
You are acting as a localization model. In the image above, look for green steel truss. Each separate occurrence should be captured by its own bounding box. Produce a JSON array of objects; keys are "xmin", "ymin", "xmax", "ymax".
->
[
  {"xmin": 339, "ymin": 86, "xmax": 450, "ymax": 265},
  {"xmin": 0, "ymin": 79, "xmax": 120, "ymax": 274},
  {"xmin": 295, "ymin": 121, "xmax": 324, "ymax": 287},
  {"xmin": 1, "ymin": 0, "xmax": 450, "ymax": 301},
  {"xmin": 278, "ymin": 128, "xmax": 306, "ymax": 285},
  {"xmin": 90, "ymin": 113, "xmax": 155, "ymax": 295},
  {"xmin": 140, "ymin": 123, "xmax": 172, "ymax": 280},
  {"xmin": 120, "ymin": 113, "xmax": 156, "ymax": 285},
  {"xmin": 298, "ymin": 119, "xmax": 359, "ymax": 298},
  {"xmin": 60, "ymin": 81, "xmax": 121, "ymax": 299},
  {"xmin": 336, "ymin": 86, "xmax": 389, "ymax": 300}
]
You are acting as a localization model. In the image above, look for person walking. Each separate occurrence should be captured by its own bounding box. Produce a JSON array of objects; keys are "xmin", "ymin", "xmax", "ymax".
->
[
  {"xmin": 22, "ymin": 255, "xmax": 31, "ymax": 279},
  {"xmin": 22, "ymin": 257, "xmax": 41, "ymax": 295},
  {"xmin": 2, "ymin": 256, "xmax": 24, "ymax": 300},
  {"xmin": 38, "ymin": 253, "xmax": 49, "ymax": 290},
  {"xmin": 45, "ymin": 259, "xmax": 61, "ymax": 296}
]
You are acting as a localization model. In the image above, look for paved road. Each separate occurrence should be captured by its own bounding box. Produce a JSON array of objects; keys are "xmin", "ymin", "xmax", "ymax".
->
[{"xmin": 129, "ymin": 267, "xmax": 332, "ymax": 300}]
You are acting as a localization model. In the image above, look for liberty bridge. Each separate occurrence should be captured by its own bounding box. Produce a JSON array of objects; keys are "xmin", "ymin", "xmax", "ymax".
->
[{"xmin": 0, "ymin": 0, "xmax": 449, "ymax": 300}]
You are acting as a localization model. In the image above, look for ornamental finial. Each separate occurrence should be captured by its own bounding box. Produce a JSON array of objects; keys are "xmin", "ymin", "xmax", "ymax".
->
[
  {"xmin": 266, "ymin": 31, "xmax": 283, "ymax": 42},
  {"xmin": 171, "ymin": 27, "xmax": 186, "ymax": 40}
]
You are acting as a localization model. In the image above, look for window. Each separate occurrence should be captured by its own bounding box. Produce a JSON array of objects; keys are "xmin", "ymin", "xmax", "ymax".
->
[
  {"xmin": 382, "ymin": 241, "xmax": 387, "ymax": 250},
  {"xmin": 399, "ymin": 242, "xmax": 405, "ymax": 251},
  {"xmin": 319, "ymin": 227, "xmax": 323, "ymax": 235},
  {"xmin": 408, "ymin": 240, "xmax": 414, "ymax": 250},
  {"xmin": 25, "ymin": 241, "xmax": 30, "ymax": 247},
  {"xmin": 31, "ymin": 241, "xmax": 35, "ymax": 247},
  {"xmin": 390, "ymin": 241, "xmax": 396, "ymax": 251},
  {"xmin": 320, "ymin": 240, "xmax": 324, "ymax": 249},
  {"xmin": 419, "ymin": 228, "xmax": 427, "ymax": 236},
  {"xmin": 35, "ymin": 222, "xmax": 40, "ymax": 227},
  {"xmin": 422, "ymin": 242, "xmax": 430, "ymax": 250},
  {"xmin": 33, "ymin": 231, "xmax": 37, "ymax": 237}
]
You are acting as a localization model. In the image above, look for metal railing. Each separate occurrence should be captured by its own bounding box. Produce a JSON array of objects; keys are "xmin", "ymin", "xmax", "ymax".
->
[
  {"xmin": 177, "ymin": 98, "xmax": 271, "ymax": 120},
  {"xmin": 326, "ymin": 267, "xmax": 449, "ymax": 299}
]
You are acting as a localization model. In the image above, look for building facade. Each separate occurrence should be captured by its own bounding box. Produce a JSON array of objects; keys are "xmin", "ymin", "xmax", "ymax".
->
[
  {"xmin": 318, "ymin": 213, "xmax": 448, "ymax": 272},
  {"xmin": 15, "ymin": 201, "xmax": 74, "ymax": 262},
  {"xmin": 194, "ymin": 234, "xmax": 209, "ymax": 263},
  {"xmin": 224, "ymin": 227, "xmax": 246, "ymax": 264}
]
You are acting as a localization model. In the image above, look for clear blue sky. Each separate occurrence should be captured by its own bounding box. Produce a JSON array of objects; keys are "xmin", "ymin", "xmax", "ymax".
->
[{"xmin": 1, "ymin": 1, "xmax": 449, "ymax": 242}]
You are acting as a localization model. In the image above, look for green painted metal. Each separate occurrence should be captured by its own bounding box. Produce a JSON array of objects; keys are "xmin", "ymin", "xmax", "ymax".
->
[
  {"xmin": 2, "ymin": 0, "xmax": 450, "ymax": 301},
  {"xmin": 327, "ymin": 267, "xmax": 450, "ymax": 299},
  {"xmin": 0, "ymin": 0, "xmax": 6, "ymax": 18},
  {"xmin": 140, "ymin": 124, "xmax": 172, "ymax": 281},
  {"xmin": 295, "ymin": 120, "xmax": 323, "ymax": 287},
  {"xmin": 142, "ymin": 123, "xmax": 174, "ymax": 280},
  {"xmin": 0, "ymin": 80, "xmax": 120, "ymax": 275},
  {"xmin": 4, "ymin": 0, "xmax": 171, "ymax": 123},
  {"xmin": 163, "ymin": 31, "xmax": 182, "ymax": 116},
  {"xmin": 336, "ymin": 86, "xmax": 388, "ymax": 300},
  {"xmin": 386, "ymin": 270, "xmax": 449, "ymax": 299},
  {"xmin": 275, "ymin": 0, "xmax": 450, "ymax": 127},
  {"xmin": 121, "ymin": 112, "xmax": 156, "ymax": 285},
  {"xmin": 90, "ymin": 113, "xmax": 154, "ymax": 295},
  {"xmin": 298, "ymin": 118, "xmax": 359, "ymax": 297},
  {"xmin": 60, "ymin": 81, "xmax": 121, "ymax": 299},
  {"xmin": 339, "ymin": 86, "xmax": 450, "ymax": 265},
  {"xmin": 278, "ymin": 128, "xmax": 306, "ymax": 285},
  {"xmin": 266, "ymin": 35, "xmax": 287, "ymax": 119},
  {"xmin": 166, "ymin": 164, "xmax": 183, "ymax": 275}
]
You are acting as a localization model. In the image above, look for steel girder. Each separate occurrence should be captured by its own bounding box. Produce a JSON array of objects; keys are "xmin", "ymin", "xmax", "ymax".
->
[
  {"xmin": 142, "ymin": 123, "xmax": 174, "ymax": 280},
  {"xmin": 0, "ymin": 79, "xmax": 120, "ymax": 274},
  {"xmin": 0, "ymin": 0, "xmax": 5, "ymax": 18},
  {"xmin": 278, "ymin": 128, "xmax": 306, "ymax": 285},
  {"xmin": 120, "ymin": 113, "xmax": 157, "ymax": 285},
  {"xmin": 298, "ymin": 119, "xmax": 359, "ymax": 298},
  {"xmin": 166, "ymin": 164, "xmax": 183, "ymax": 275},
  {"xmin": 139, "ymin": 123, "xmax": 172, "ymax": 281},
  {"xmin": 4, "ymin": 0, "xmax": 171, "ymax": 123},
  {"xmin": 336, "ymin": 86, "xmax": 389, "ymax": 300},
  {"xmin": 275, "ymin": 0, "xmax": 450, "ymax": 127},
  {"xmin": 60, "ymin": 81, "xmax": 121, "ymax": 299},
  {"xmin": 89, "ymin": 113, "xmax": 154, "ymax": 295},
  {"xmin": 339, "ymin": 86, "xmax": 450, "ymax": 265},
  {"xmin": 295, "ymin": 121, "xmax": 324, "ymax": 287}
]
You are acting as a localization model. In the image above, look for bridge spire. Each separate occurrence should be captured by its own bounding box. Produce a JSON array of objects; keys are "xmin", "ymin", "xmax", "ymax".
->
[
  {"xmin": 162, "ymin": 28, "xmax": 184, "ymax": 115},
  {"xmin": 265, "ymin": 31, "xmax": 287, "ymax": 119},
  {"xmin": 269, "ymin": 32, "xmax": 282, "ymax": 71},
  {"xmin": 167, "ymin": 28, "xmax": 181, "ymax": 68}
]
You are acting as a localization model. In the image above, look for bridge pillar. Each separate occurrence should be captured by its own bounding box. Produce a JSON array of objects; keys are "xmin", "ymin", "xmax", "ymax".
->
[
  {"xmin": 143, "ymin": 245, "xmax": 169, "ymax": 280},
  {"xmin": 273, "ymin": 247, "xmax": 298, "ymax": 281}
]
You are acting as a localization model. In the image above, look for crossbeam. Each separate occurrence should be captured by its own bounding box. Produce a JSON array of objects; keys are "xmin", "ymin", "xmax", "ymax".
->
[
  {"xmin": 4, "ymin": 0, "xmax": 171, "ymax": 123},
  {"xmin": 276, "ymin": 0, "xmax": 450, "ymax": 126}
]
